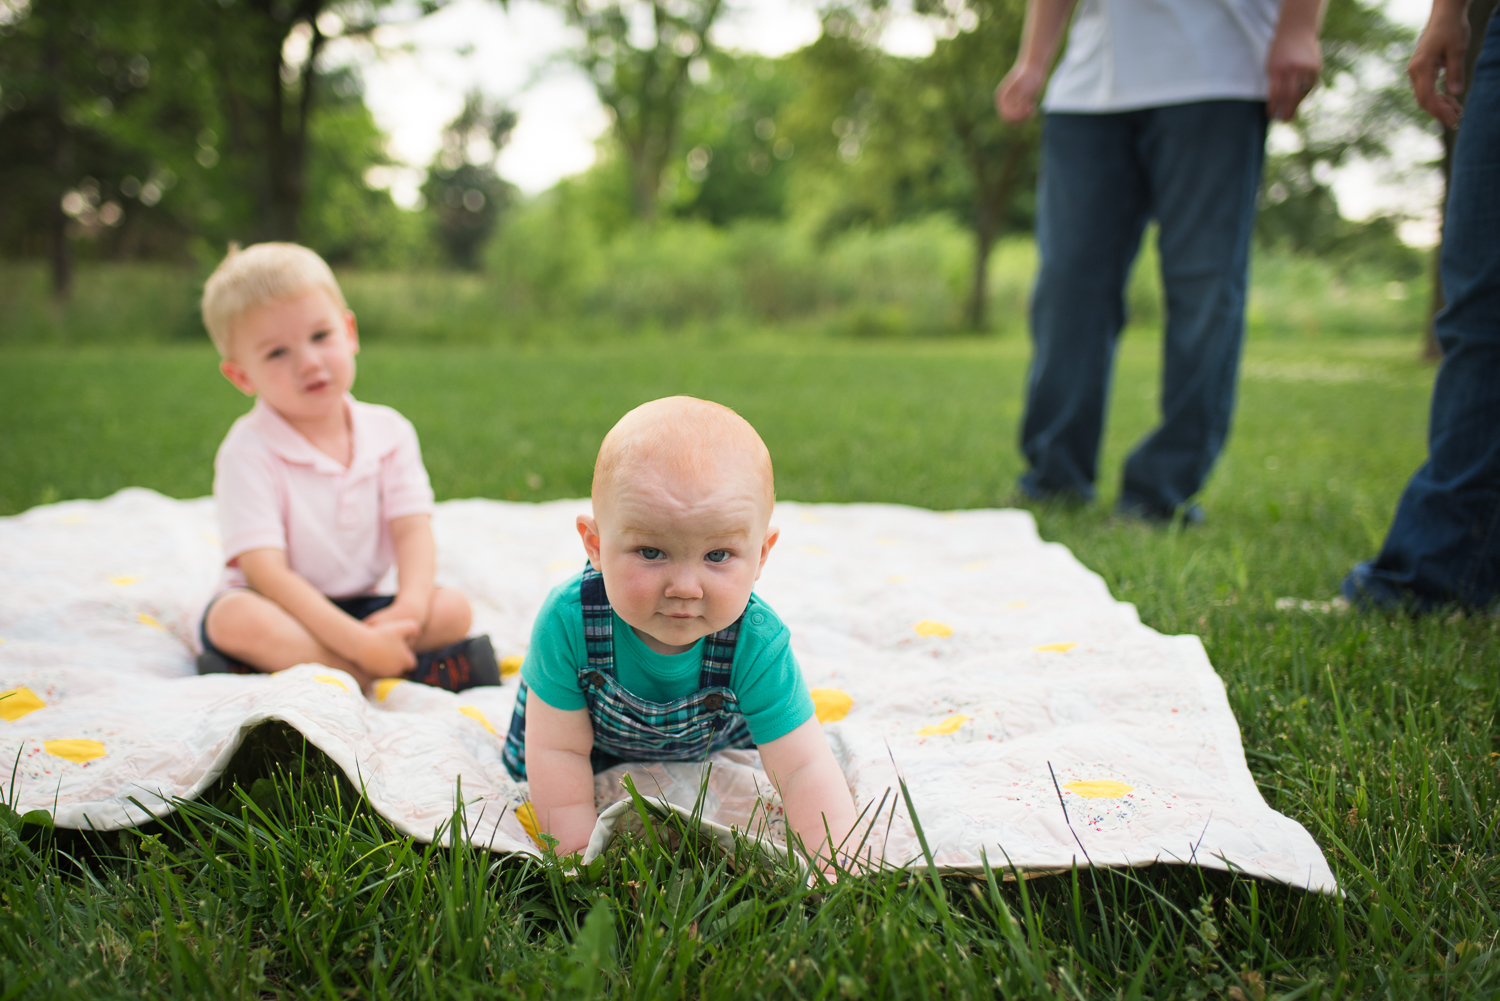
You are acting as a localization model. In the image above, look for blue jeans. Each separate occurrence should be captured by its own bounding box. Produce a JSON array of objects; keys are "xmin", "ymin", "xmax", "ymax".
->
[
  {"xmin": 1344, "ymin": 14, "xmax": 1500, "ymax": 612},
  {"xmin": 1019, "ymin": 101, "xmax": 1267, "ymax": 515}
]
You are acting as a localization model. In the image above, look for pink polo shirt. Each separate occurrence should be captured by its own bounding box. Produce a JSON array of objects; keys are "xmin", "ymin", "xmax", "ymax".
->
[{"xmin": 213, "ymin": 395, "xmax": 435, "ymax": 598}]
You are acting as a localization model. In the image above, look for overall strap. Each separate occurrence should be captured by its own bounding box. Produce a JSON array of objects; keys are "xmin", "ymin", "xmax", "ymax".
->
[
  {"xmin": 698, "ymin": 617, "xmax": 742, "ymax": 689},
  {"xmin": 578, "ymin": 562, "xmax": 615, "ymax": 688}
]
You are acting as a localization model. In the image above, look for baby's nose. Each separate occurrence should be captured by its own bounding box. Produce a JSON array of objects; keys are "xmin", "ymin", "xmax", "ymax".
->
[{"xmin": 664, "ymin": 571, "xmax": 703, "ymax": 598}]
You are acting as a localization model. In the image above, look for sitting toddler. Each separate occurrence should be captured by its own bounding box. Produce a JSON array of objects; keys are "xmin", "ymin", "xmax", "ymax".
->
[
  {"xmin": 196, "ymin": 242, "xmax": 497, "ymax": 694},
  {"xmin": 503, "ymin": 396, "xmax": 857, "ymax": 864}
]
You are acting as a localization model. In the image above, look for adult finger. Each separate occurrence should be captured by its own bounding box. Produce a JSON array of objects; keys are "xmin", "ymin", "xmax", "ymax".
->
[{"xmin": 1445, "ymin": 38, "xmax": 1467, "ymax": 96}]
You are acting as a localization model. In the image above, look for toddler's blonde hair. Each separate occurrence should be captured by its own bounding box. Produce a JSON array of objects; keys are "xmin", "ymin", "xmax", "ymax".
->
[{"xmin": 201, "ymin": 242, "xmax": 346, "ymax": 357}]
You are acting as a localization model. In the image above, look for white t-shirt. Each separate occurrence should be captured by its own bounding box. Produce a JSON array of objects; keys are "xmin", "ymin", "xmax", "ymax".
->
[{"xmin": 1042, "ymin": 0, "xmax": 1280, "ymax": 113}]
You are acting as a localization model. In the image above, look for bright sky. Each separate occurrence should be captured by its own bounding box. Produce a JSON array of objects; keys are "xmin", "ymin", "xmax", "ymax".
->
[{"xmin": 349, "ymin": 0, "xmax": 1443, "ymax": 243}]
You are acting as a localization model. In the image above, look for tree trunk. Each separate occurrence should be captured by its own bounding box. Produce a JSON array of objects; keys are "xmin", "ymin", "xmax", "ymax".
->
[
  {"xmin": 966, "ymin": 214, "xmax": 994, "ymax": 331},
  {"xmin": 43, "ymin": 12, "xmax": 73, "ymax": 302},
  {"xmin": 1424, "ymin": 0, "xmax": 1498, "ymax": 359},
  {"xmin": 963, "ymin": 140, "xmax": 1029, "ymax": 331}
]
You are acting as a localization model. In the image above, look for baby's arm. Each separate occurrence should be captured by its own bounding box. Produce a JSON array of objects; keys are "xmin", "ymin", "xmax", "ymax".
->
[
  {"xmin": 237, "ymin": 548, "xmax": 419, "ymax": 676},
  {"xmin": 524, "ymin": 696, "xmax": 599, "ymax": 857},
  {"xmin": 758, "ymin": 717, "xmax": 859, "ymax": 869}
]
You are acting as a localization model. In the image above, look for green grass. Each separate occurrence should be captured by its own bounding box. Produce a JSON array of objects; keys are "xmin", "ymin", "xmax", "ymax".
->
[{"xmin": 3, "ymin": 332, "xmax": 1499, "ymax": 998}]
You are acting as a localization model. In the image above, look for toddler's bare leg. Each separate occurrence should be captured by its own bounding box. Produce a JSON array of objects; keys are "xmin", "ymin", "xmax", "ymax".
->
[
  {"xmin": 412, "ymin": 587, "xmax": 473, "ymax": 652},
  {"xmin": 204, "ymin": 590, "xmax": 377, "ymax": 690}
]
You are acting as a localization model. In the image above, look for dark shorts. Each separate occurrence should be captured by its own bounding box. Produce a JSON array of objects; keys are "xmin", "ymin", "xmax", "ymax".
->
[{"xmin": 197, "ymin": 591, "xmax": 396, "ymax": 674}]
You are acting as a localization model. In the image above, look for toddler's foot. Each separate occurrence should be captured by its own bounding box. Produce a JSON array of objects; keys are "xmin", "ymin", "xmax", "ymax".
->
[{"xmin": 408, "ymin": 635, "xmax": 500, "ymax": 692}]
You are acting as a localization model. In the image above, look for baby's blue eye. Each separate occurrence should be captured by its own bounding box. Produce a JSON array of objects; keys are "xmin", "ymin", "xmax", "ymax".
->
[
  {"xmin": 639, "ymin": 547, "xmax": 663, "ymax": 560},
  {"xmin": 705, "ymin": 550, "xmax": 730, "ymax": 564}
]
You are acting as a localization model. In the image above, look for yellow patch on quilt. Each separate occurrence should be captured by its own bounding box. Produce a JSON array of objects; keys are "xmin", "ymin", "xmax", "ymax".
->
[
  {"xmin": 886, "ymin": 575, "xmax": 908, "ymax": 583},
  {"xmin": 810, "ymin": 688, "xmax": 852, "ymax": 723},
  {"xmin": 44, "ymin": 739, "xmax": 106, "ymax": 763},
  {"xmin": 60, "ymin": 515, "xmax": 86, "ymax": 525},
  {"xmin": 1064, "ymin": 780, "xmax": 1134, "ymax": 800},
  {"xmin": 137, "ymin": 613, "xmax": 165, "ymax": 630},
  {"xmin": 913, "ymin": 620, "xmax": 953, "ymax": 637},
  {"xmin": 876, "ymin": 536, "xmax": 900, "ymax": 546},
  {"xmin": 801, "ymin": 545, "xmax": 828, "ymax": 556},
  {"xmin": 459, "ymin": 706, "xmax": 496, "ymax": 734},
  {"xmin": 108, "ymin": 575, "xmax": 140, "ymax": 586},
  {"xmin": 917, "ymin": 714, "xmax": 971, "ymax": 736},
  {"xmin": 515, "ymin": 801, "xmax": 542, "ymax": 845},
  {"xmin": 500, "ymin": 655, "xmax": 523, "ymax": 677},
  {"xmin": 314, "ymin": 675, "xmax": 348, "ymax": 691},
  {"xmin": 374, "ymin": 679, "xmax": 404, "ymax": 702},
  {"xmin": 961, "ymin": 560, "xmax": 988, "ymax": 571},
  {"xmin": 0, "ymin": 687, "xmax": 46, "ymax": 722},
  {"xmin": 1006, "ymin": 601, "xmax": 1028, "ymax": 608},
  {"xmin": 1034, "ymin": 642, "xmax": 1077, "ymax": 653}
]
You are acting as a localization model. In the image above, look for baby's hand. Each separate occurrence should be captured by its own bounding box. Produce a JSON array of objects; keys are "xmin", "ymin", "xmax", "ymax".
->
[{"xmin": 358, "ymin": 619, "xmax": 420, "ymax": 677}]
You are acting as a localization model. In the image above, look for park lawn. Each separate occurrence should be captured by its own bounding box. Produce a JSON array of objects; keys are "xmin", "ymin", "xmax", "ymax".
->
[{"xmin": 2, "ymin": 333, "xmax": 1498, "ymax": 999}]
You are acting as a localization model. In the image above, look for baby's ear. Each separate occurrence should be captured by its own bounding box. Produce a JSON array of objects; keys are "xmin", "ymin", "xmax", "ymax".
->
[
  {"xmin": 756, "ymin": 525, "xmax": 780, "ymax": 579},
  {"xmin": 576, "ymin": 515, "xmax": 603, "ymax": 570}
]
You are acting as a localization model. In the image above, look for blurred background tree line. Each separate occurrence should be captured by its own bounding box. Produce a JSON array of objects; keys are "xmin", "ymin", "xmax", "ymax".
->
[{"xmin": 0, "ymin": 0, "xmax": 1439, "ymax": 342}]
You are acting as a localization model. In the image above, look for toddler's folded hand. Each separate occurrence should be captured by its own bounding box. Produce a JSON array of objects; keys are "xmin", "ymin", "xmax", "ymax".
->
[{"xmin": 359, "ymin": 619, "xmax": 420, "ymax": 677}]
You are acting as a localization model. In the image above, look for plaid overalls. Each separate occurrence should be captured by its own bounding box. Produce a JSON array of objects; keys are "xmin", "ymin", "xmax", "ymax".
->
[{"xmin": 502, "ymin": 564, "xmax": 754, "ymax": 781}]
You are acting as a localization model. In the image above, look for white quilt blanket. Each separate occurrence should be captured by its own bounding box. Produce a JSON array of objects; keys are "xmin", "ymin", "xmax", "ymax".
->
[{"xmin": 0, "ymin": 489, "xmax": 1335, "ymax": 893}]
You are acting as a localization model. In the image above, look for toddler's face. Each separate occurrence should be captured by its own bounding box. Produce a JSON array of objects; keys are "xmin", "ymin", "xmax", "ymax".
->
[
  {"xmin": 220, "ymin": 288, "xmax": 358, "ymax": 425},
  {"xmin": 579, "ymin": 464, "xmax": 778, "ymax": 655}
]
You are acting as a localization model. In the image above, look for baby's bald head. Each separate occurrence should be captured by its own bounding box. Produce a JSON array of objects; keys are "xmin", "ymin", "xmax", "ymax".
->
[{"xmin": 593, "ymin": 397, "xmax": 774, "ymax": 523}]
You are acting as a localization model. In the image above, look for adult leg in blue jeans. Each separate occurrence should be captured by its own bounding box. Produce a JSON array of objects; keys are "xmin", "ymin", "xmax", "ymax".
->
[
  {"xmin": 1343, "ymin": 15, "xmax": 1500, "ymax": 612},
  {"xmin": 1018, "ymin": 102, "xmax": 1266, "ymax": 518}
]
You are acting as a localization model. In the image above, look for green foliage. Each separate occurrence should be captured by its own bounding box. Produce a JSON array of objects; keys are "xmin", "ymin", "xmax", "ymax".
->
[
  {"xmin": 667, "ymin": 53, "xmax": 801, "ymax": 225},
  {"xmin": 0, "ymin": 227, "xmax": 1429, "ymax": 350},
  {"xmin": 0, "ymin": 0, "xmax": 436, "ymax": 276},
  {"xmin": 2, "ymin": 335, "xmax": 1499, "ymax": 997},
  {"xmin": 1257, "ymin": 0, "xmax": 1427, "ymax": 263},
  {"xmin": 420, "ymin": 91, "xmax": 518, "ymax": 270},
  {"xmin": 558, "ymin": 0, "xmax": 724, "ymax": 222}
]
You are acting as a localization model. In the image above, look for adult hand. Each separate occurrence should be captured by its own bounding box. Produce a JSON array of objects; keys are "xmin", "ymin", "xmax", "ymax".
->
[
  {"xmin": 996, "ymin": 62, "xmax": 1048, "ymax": 123},
  {"xmin": 1266, "ymin": 25, "xmax": 1323, "ymax": 121},
  {"xmin": 359, "ymin": 618, "xmax": 420, "ymax": 677},
  {"xmin": 1409, "ymin": 3, "xmax": 1471, "ymax": 128}
]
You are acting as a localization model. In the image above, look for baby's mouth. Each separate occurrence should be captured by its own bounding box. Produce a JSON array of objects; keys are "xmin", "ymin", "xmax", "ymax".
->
[{"xmin": 304, "ymin": 378, "xmax": 330, "ymax": 393}]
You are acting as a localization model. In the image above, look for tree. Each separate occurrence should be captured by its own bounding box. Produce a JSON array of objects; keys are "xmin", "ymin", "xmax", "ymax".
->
[
  {"xmin": 420, "ymin": 90, "xmax": 517, "ymax": 269},
  {"xmin": 0, "ymin": 0, "xmax": 158, "ymax": 298},
  {"xmin": 558, "ymin": 0, "xmax": 726, "ymax": 222},
  {"xmin": 184, "ymin": 0, "xmax": 455, "ymax": 244},
  {"xmin": 802, "ymin": 0, "xmax": 1035, "ymax": 329},
  {"xmin": 910, "ymin": 0, "xmax": 1033, "ymax": 330}
]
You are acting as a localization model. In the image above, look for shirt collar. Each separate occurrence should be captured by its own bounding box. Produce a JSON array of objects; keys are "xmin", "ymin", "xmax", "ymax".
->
[{"xmin": 247, "ymin": 395, "xmax": 367, "ymax": 476}]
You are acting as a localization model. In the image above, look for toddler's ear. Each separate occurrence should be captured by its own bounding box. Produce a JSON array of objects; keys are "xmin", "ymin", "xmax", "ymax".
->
[
  {"xmin": 576, "ymin": 515, "xmax": 603, "ymax": 571},
  {"xmin": 344, "ymin": 310, "xmax": 359, "ymax": 353},
  {"xmin": 219, "ymin": 359, "xmax": 256, "ymax": 397}
]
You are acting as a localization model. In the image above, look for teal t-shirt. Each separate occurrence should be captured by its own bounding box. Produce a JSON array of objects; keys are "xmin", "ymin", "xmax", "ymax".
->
[{"xmin": 521, "ymin": 573, "xmax": 814, "ymax": 745}]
